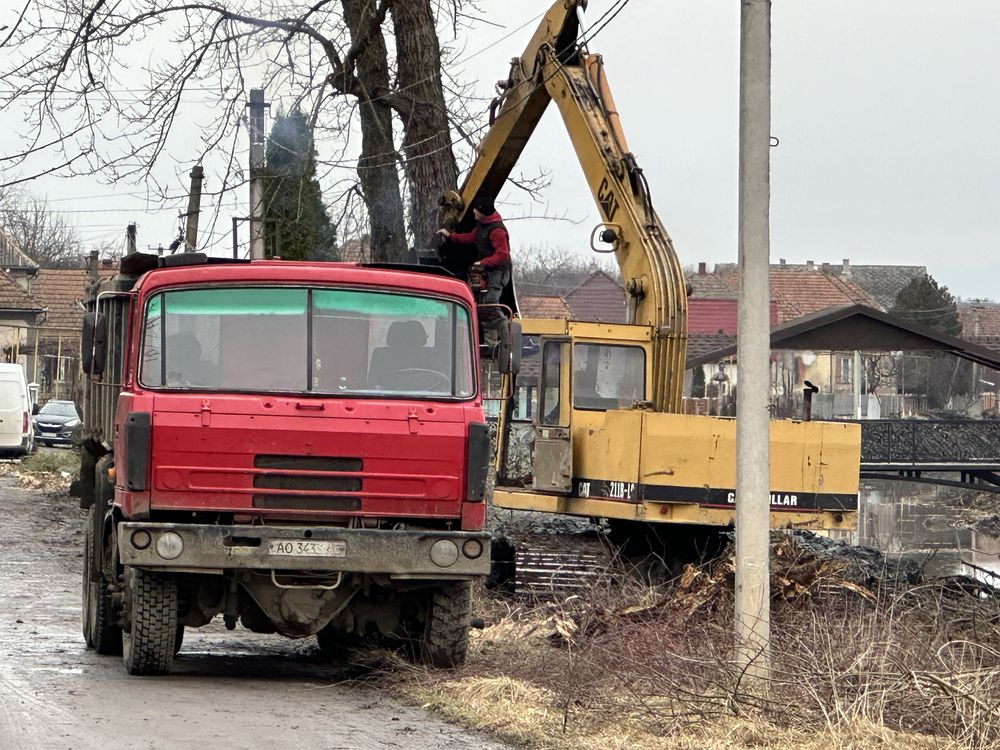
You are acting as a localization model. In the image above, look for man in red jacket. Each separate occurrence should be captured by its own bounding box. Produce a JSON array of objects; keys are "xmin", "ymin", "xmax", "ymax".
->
[{"xmin": 437, "ymin": 198, "xmax": 512, "ymax": 351}]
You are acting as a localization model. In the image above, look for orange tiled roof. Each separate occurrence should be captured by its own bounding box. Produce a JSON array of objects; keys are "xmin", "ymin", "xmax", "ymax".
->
[
  {"xmin": 519, "ymin": 295, "xmax": 572, "ymax": 319},
  {"xmin": 31, "ymin": 268, "xmax": 92, "ymax": 330},
  {"xmin": 729, "ymin": 269, "xmax": 878, "ymax": 323},
  {"xmin": 960, "ymin": 303, "xmax": 1000, "ymax": 339},
  {"xmin": 0, "ymin": 270, "xmax": 41, "ymax": 312},
  {"xmin": 564, "ymin": 270, "xmax": 626, "ymax": 323}
]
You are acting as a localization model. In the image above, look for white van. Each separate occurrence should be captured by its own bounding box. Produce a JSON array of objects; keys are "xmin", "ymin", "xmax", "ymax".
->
[{"xmin": 0, "ymin": 364, "xmax": 34, "ymax": 455}]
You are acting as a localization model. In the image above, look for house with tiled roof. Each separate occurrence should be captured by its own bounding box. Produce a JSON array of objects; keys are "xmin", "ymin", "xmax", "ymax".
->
[
  {"xmin": 960, "ymin": 301, "xmax": 1000, "ymax": 354},
  {"xmin": 764, "ymin": 269, "xmax": 879, "ymax": 322},
  {"xmin": 683, "ymin": 260, "xmax": 943, "ymax": 416},
  {"xmin": 687, "ymin": 262, "xmax": 736, "ymax": 299},
  {"xmin": 0, "ymin": 269, "xmax": 44, "ymax": 381},
  {"xmin": 519, "ymin": 295, "xmax": 572, "ymax": 320},
  {"xmin": 0, "ymin": 228, "xmax": 40, "ymax": 291},
  {"xmin": 563, "ymin": 270, "xmax": 625, "ymax": 323},
  {"xmin": 714, "ymin": 258, "xmax": 926, "ymax": 311},
  {"xmin": 20, "ymin": 262, "xmax": 116, "ymax": 400}
]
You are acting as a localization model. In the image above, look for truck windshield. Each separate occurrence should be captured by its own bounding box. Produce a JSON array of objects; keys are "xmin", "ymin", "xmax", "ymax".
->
[{"xmin": 140, "ymin": 287, "xmax": 475, "ymax": 399}]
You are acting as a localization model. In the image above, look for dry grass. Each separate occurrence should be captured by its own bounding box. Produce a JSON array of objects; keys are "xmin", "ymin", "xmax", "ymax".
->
[
  {"xmin": 392, "ymin": 534, "xmax": 1000, "ymax": 750},
  {"xmin": 0, "ymin": 448, "xmax": 78, "ymax": 491}
]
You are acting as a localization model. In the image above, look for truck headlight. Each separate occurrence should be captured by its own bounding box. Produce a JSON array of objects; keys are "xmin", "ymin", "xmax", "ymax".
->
[
  {"xmin": 131, "ymin": 529, "xmax": 152, "ymax": 550},
  {"xmin": 155, "ymin": 531, "xmax": 184, "ymax": 560},
  {"xmin": 430, "ymin": 539, "xmax": 459, "ymax": 568}
]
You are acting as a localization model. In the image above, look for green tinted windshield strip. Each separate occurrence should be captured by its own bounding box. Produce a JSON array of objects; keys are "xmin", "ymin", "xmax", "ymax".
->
[
  {"xmin": 163, "ymin": 288, "xmax": 307, "ymax": 315},
  {"xmin": 312, "ymin": 289, "xmax": 449, "ymax": 317}
]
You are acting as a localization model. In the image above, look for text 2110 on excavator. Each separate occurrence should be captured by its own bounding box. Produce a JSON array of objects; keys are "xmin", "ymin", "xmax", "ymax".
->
[{"xmin": 437, "ymin": 0, "xmax": 862, "ymax": 542}]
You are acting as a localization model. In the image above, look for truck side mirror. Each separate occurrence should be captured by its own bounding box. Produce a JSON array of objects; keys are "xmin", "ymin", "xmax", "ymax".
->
[
  {"xmin": 508, "ymin": 320, "xmax": 522, "ymax": 376},
  {"xmin": 31, "ymin": 403, "xmax": 40, "ymax": 416},
  {"xmin": 82, "ymin": 312, "xmax": 107, "ymax": 378}
]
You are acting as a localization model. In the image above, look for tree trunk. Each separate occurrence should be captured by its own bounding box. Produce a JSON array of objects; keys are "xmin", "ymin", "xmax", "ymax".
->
[
  {"xmin": 390, "ymin": 0, "xmax": 459, "ymax": 251},
  {"xmin": 342, "ymin": 0, "xmax": 407, "ymax": 262}
]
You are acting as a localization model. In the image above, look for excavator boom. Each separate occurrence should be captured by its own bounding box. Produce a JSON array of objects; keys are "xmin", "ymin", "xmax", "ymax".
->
[{"xmin": 441, "ymin": 0, "xmax": 687, "ymax": 410}]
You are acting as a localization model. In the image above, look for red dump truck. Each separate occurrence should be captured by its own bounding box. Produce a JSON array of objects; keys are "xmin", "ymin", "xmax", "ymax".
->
[{"xmin": 75, "ymin": 253, "xmax": 494, "ymax": 674}]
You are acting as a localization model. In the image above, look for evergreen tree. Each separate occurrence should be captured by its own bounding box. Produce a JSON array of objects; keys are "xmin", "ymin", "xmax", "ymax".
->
[
  {"xmin": 263, "ymin": 110, "xmax": 338, "ymax": 261},
  {"xmin": 691, "ymin": 366, "xmax": 706, "ymax": 398},
  {"xmin": 890, "ymin": 273, "xmax": 962, "ymax": 336},
  {"xmin": 891, "ymin": 273, "xmax": 968, "ymax": 408}
]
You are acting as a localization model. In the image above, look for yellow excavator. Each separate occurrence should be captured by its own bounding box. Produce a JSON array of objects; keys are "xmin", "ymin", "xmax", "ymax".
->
[{"xmin": 439, "ymin": 0, "xmax": 860, "ymax": 536}]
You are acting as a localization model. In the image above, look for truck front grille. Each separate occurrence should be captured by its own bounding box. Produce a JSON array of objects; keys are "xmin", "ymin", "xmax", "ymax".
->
[
  {"xmin": 253, "ymin": 455, "xmax": 362, "ymax": 472},
  {"xmin": 251, "ymin": 455, "xmax": 363, "ymax": 511},
  {"xmin": 252, "ymin": 494, "xmax": 361, "ymax": 511}
]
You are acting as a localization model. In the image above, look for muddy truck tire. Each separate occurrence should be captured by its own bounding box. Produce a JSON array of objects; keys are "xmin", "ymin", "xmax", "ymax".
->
[
  {"xmin": 82, "ymin": 508, "xmax": 96, "ymax": 648},
  {"xmin": 122, "ymin": 569, "xmax": 178, "ymax": 675},
  {"xmin": 421, "ymin": 581, "xmax": 472, "ymax": 668},
  {"xmin": 82, "ymin": 507, "xmax": 122, "ymax": 655}
]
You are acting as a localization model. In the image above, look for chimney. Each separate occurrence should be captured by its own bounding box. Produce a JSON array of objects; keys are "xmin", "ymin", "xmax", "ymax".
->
[
  {"xmin": 778, "ymin": 258, "xmax": 786, "ymax": 266},
  {"xmin": 806, "ymin": 260, "xmax": 814, "ymax": 271},
  {"xmin": 842, "ymin": 258, "xmax": 851, "ymax": 276},
  {"xmin": 821, "ymin": 262, "xmax": 830, "ymax": 273},
  {"xmin": 697, "ymin": 262, "xmax": 707, "ymax": 276}
]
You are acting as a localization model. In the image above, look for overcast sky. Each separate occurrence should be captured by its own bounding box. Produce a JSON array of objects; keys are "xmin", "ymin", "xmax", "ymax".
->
[{"xmin": 5, "ymin": 1, "xmax": 999, "ymax": 300}]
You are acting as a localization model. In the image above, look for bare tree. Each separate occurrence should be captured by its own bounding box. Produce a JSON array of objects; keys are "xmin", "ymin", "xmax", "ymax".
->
[
  {"xmin": 390, "ymin": 0, "xmax": 459, "ymax": 251},
  {"xmin": 0, "ymin": 1, "xmax": 479, "ymax": 262},
  {"xmin": 341, "ymin": 0, "xmax": 407, "ymax": 261},
  {"xmin": 515, "ymin": 244, "xmax": 618, "ymax": 297},
  {"xmin": 0, "ymin": 191, "xmax": 81, "ymax": 266}
]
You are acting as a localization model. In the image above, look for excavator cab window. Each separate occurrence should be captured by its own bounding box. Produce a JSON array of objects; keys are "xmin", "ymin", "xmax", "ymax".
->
[
  {"xmin": 532, "ymin": 337, "xmax": 573, "ymax": 493},
  {"xmin": 572, "ymin": 343, "xmax": 645, "ymax": 411},
  {"xmin": 538, "ymin": 339, "xmax": 571, "ymax": 427}
]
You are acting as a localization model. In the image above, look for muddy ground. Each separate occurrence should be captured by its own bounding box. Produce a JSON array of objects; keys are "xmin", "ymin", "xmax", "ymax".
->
[{"xmin": 0, "ymin": 479, "xmax": 507, "ymax": 750}]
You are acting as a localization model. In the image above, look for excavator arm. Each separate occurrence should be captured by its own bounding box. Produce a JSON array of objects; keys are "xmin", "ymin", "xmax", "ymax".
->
[{"xmin": 441, "ymin": 0, "xmax": 687, "ymax": 411}]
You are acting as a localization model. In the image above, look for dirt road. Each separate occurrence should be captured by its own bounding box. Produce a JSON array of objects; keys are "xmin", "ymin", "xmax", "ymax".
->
[{"xmin": 0, "ymin": 480, "xmax": 505, "ymax": 750}]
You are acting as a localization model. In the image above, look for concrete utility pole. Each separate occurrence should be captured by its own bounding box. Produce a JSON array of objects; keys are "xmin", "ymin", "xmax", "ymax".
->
[
  {"xmin": 735, "ymin": 0, "xmax": 772, "ymax": 684},
  {"xmin": 248, "ymin": 88, "xmax": 269, "ymax": 260},
  {"xmin": 853, "ymin": 350, "xmax": 863, "ymax": 418},
  {"xmin": 184, "ymin": 165, "xmax": 204, "ymax": 252},
  {"xmin": 126, "ymin": 223, "xmax": 137, "ymax": 255}
]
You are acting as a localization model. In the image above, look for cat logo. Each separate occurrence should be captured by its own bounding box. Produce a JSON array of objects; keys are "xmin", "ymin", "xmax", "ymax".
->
[{"xmin": 597, "ymin": 176, "xmax": 619, "ymax": 222}]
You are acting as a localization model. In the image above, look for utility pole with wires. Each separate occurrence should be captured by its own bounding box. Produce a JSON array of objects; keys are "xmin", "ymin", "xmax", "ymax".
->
[
  {"xmin": 735, "ymin": 0, "xmax": 772, "ymax": 686},
  {"xmin": 183, "ymin": 165, "xmax": 204, "ymax": 253},
  {"xmin": 126, "ymin": 223, "xmax": 137, "ymax": 255},
  {"xmin": 248, "ymin": 88, "xmax": 269, "ymax": 260}
]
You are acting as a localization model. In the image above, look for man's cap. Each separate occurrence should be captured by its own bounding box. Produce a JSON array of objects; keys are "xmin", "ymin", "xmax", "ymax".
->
[{"xmin": 471, "ymin": 197, "xmax": 495, "ymax": 216}]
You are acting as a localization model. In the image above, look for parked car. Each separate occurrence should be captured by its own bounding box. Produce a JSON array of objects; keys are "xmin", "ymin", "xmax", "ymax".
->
[
  {"xmin": 33, "ymin": 400, "xmax": 80, "ymax": 447},
  {"xmin": 0, "ymin": 363, "xmax": 34, "ymax": 455}
]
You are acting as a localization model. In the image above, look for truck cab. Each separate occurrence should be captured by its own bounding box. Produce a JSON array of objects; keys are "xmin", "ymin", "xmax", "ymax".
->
[{"xmin": 78, "ymin": 256, "xmax": 491, "ymax": 674}]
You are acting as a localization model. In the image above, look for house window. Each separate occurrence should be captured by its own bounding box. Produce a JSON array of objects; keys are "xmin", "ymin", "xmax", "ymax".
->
[{"xmin": 836, "ymin": 355, "xmax": 853, "ymax": 385}]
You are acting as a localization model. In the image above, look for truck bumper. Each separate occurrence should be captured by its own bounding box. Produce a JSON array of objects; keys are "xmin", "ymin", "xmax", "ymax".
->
[{"xmin": 117, "ymin": 523, "xmax": 491, "ymax": 578}]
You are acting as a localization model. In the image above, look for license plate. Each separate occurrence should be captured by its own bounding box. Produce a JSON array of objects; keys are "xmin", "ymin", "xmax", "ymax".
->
[{"xmin": 267, "ymin": 540, "xmax": 347, "ymax": 557}]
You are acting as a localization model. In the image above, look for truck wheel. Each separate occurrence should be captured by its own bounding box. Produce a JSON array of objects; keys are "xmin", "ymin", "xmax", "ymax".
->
[
  {"xmin": 421, "ymin": 581, "xmax": 472, "ymax": 668},
  {"xmin": 82, "ymin": 510, "xmax": 96, "ymax": 648},
  {"xmin": 122, "ymin": 569, "xmax": 178, "ymax": 675},
  {"xmin": 82, "ymin": 508, "xmax": 122, "ymax": 655}
]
